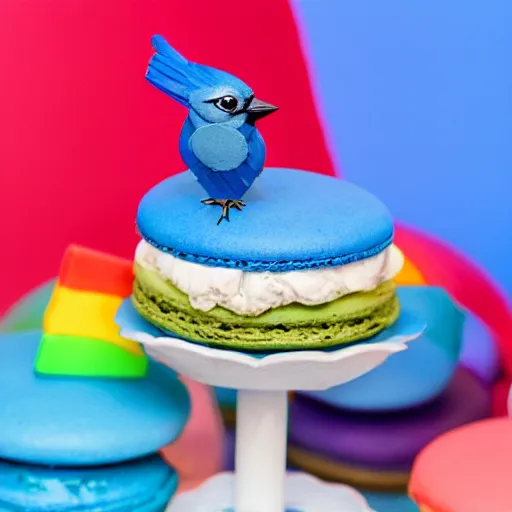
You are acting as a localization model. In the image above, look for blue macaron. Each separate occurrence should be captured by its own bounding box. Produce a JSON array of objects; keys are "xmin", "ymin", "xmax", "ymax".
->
[
  {"xmin": 0, "ymin": 330, "xmax": 189, "ymax": 511},
  {"xmin": 136, "ymin": 168, "xmax": 394, "ymax": 272},
  {"xmin": 0, "ymin": 330, "xmax": 190, "ymax": 466},
  {"xmin": 0, "ymin": 454, "xmax": 177, "ymax": 512}
]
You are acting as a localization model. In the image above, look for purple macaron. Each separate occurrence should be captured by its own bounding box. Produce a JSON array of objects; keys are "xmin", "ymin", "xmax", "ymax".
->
[{"xmin": 289, "ymin": 367, "xmax": 491, "ymax": 471}]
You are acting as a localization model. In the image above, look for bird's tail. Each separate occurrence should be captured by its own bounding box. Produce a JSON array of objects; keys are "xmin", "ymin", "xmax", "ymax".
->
[{"xmin": 146, "ymin": 35, "xmax": 217, "ymax": 108}]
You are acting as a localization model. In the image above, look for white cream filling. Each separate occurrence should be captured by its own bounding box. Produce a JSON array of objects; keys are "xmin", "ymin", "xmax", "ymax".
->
[{"xmin": 135, "ymin": 240, "xmax": 404, "ymax": 316}]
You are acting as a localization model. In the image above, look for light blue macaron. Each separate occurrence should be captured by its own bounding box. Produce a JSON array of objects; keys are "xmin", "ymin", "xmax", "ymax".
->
[
  {"xmin": 0, "ymin": 330, "xmax": 190, "ymax": 466},
  {"xmin": 0, "ymin": 454, "xmax": 177, "ymax": 512},
  {"xmin": 0, "ymin": 330, "xmax": 189, "ymax": 511}
]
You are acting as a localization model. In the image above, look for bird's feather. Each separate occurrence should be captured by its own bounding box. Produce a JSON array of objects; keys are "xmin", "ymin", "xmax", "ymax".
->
[
  {"xmin": 180, "ymin": 119, "xmax": 226, "ymax": 197},
  {"xmin": 237, "ymin": 125, "xmax": 266, "ymax": 186},
  {"xmin": 146, "ymin": 35, "xmax": 247, "ymax": 108},
  {"xmin": 189, "ymin": 125, "xmax": 248, "ymax": 172},
  {"xmin": 151, "ymin": 35, "xmax": 187, "ymax": 63}
]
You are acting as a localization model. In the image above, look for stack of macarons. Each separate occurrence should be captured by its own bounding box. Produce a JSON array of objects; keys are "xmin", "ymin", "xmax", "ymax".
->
[
  {"xmin": 287, "ymin": 285, "xmax": 492, "ymax": 511},
  {"xmin": 0, "ymin": 246, "xmax": 190, "ymax": 512},
  {"xmin": 132, "ymin": 168, "xmax": 406, "ymax": 354},
  {"xmin": 0, "ymin": 253, "xmax": 226, "ymax": 494}
]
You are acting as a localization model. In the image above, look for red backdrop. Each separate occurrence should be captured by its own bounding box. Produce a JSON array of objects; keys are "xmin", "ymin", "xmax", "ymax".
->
[{"xmin": 0, "ymin": 0, "xmax": 333, "ymax": 314}]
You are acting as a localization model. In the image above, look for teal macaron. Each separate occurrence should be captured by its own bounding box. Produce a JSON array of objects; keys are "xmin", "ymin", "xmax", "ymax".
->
[
  {"xmin": 0, "ymin": 454, "xmax": 178, "ymax": 512},
  {"xmin": 0, "ymin": 330, "xmax": 190, "ymax": 511}
]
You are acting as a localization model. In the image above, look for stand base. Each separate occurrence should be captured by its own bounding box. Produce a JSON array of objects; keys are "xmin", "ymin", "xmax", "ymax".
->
[{"xmin": 166, "ymin": 472, "xmax": 374, "ymax": 512}]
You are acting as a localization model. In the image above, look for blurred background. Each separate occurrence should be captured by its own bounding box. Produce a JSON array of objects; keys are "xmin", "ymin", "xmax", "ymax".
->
[
  {"xmin": 0, "ymin": 0, "xmax": 511, "ymax": 510},
  {"xmin": 296, "ymin": 0, "xmax": 511, "ymax": 294}
]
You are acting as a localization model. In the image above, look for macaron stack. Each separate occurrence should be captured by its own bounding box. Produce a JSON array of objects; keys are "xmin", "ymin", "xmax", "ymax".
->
[
  {"xmin": 0, "ymin": 246, "xmax": 190, "ymax": 512},
  {"xmin": 132, "ymin": 168, "xmax": 405, "ymax": 354},
  {"xmin": 288, "ymin": 286, "xmax": 492, "ymax": 511}
]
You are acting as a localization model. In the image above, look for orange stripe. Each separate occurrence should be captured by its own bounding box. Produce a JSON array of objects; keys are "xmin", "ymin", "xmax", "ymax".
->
[{"xmin": 43, "ymin": 285, "xmax": 144, "ymax": 356}]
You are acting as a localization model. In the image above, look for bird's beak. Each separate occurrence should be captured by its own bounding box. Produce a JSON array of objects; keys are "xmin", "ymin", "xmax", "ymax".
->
[{"xmin": 246, "ymin": 98, "xmax": 279, "ymax": 120}]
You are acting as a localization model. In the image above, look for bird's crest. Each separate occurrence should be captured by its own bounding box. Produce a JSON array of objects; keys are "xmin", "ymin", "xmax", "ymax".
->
[{"xmin": 146, "ymin": 35, "xmax": 228, "ymax": 108}]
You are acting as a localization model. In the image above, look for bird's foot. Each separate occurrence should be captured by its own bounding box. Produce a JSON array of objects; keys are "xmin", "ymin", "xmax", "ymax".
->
[{"xmin": 201, "ymin": 198, "xmax": 246, "ymax": 225}]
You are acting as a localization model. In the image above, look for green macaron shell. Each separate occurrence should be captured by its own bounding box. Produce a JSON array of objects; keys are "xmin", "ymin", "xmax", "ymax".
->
[{"xmin": 132, "ymin": 264, "xmax": 400, "ymax": 351}]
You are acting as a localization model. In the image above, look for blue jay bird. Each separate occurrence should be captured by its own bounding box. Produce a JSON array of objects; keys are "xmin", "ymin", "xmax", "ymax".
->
[{"xmin": 146, "ymin": 35, "xmax": 278, "ymax": 224}]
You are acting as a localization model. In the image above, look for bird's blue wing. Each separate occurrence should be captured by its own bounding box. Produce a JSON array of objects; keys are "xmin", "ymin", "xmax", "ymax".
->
[
  {"xmin": 179, "ymin": 120, "xmax": 265, "ymax": 200},
  {"xmin": 179, "ymin": 120, "xmax": 243, "ymax": 199},
  {"xmin": 235, "ymin": 125, "xmax": 266, "ymax": 187},
  {"xmin": 189, "ymin": 125, "xmax": 248, "ymax": 172},
  {"xmin": 180, "ymin": 119, "xmax": 223, "ymax": 197}
]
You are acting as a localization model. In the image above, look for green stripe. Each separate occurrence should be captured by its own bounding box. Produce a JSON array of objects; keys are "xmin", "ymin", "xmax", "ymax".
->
[{"xmin": 35, "ymin": 334, "xmax": 148, "ymax": 378}]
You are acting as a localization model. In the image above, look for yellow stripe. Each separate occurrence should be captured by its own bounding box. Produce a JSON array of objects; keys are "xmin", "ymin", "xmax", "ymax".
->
[{"xmin": 43, "ymin": 285, "xmax": 144, "ymax": 356}]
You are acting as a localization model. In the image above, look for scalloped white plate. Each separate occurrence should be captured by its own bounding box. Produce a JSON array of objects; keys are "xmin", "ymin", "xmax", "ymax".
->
[
  {"xmin": 166, "ymin": 472, "xmax": 374, "ymax": 512},
  {"xmin": 116, "ymin": 300, "xmax": 425, "ymax": 391}
]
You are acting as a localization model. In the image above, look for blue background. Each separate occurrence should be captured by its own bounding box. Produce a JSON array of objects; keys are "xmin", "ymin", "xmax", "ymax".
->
[{"xmin": 293, "ymin": 0, "xmax": 512, "ymax": 299}]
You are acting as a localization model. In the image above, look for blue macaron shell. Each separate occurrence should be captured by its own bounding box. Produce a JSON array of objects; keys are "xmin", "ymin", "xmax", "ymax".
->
[
  {"xmin": 0, "ymin": 331, "xmax": 190, "ymax": 467},
  {"xmin": 136, "ymin": 168, "xmax": 394, "ymax": 271},
  {"xmin": 303, "ymin": 286, "xmax": 464, "ymax": 411},
  {"xmin": 0, "ymin": 454, "xmax": 177, "ymax": 512}
]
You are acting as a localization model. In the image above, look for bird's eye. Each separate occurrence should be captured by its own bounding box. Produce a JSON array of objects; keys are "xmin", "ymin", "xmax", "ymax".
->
[{"xmin": 214, "ymin": 96, "xmax": 239, "ymax": 113}]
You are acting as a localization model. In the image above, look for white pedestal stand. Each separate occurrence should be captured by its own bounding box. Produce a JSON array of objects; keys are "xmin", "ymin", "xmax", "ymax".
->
[
  {"xmin": 235, "ymin": 390, "xmax": 288, "ymax": 512},
  {"xmin": 118, "ymin": 302, "xmax": 424, "ymax": 511}
]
